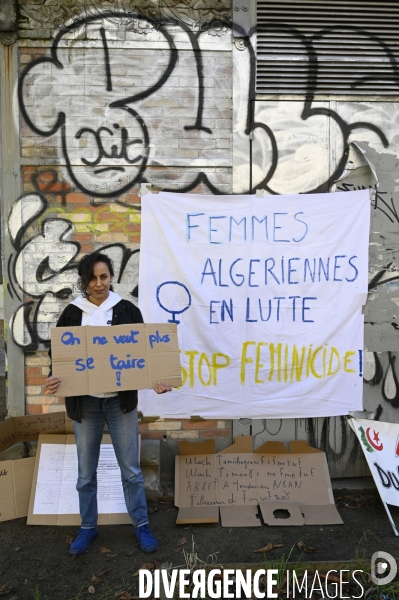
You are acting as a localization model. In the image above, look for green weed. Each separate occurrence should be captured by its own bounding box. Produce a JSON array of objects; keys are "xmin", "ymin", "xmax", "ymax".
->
[{"xmin": 34, "ymin": 584, "xmax": 41, "ymax": 600}]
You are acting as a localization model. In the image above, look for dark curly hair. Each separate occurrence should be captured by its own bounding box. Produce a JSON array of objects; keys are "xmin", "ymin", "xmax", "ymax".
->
[{"xmin": 77, "ymin": 252, "xmax": 115, "ymax": 299}]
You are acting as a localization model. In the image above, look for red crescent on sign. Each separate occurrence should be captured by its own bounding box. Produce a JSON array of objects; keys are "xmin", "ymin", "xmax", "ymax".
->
[{"xmin": 366, "ymin": 427, "xmax": 383, "ymax": 451}]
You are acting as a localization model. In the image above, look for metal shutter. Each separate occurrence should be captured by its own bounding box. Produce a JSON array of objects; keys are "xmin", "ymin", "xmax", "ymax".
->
[{"xmin": 256, "ymin": 0, "xmax": 399, "ymax": 95}]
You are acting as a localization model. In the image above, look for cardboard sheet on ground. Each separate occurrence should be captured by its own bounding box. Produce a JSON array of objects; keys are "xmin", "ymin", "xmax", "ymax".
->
[
  {"xmin": 0, "ymin": 411, "xmax": 74, "ymax": 453},
  {"xmin": 0, "ymin": 412, "xmax": 74, "ymax": 522},
  {"xmin": 28, "ymin": 433, "xmax": 132, "ymax": 525},
  {"xmin": 51, "ymin": 324, "xmax": 181, "ymax": 397},
  {"xmin": 350, "ymin": 418, "xmax": 399, "ymax": 535},
  {"xmin": 175, "ymin": 436, "xmax": 342, "ymax": 527},
  {"xmin": 0, "ymin": 458, "xmax": 36, "ymax": 522}
]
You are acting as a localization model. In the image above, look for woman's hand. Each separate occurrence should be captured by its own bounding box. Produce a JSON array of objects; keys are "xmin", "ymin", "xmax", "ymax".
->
[
  {"xmin": 154, "ymin": 382, "xmax": 172, "ymax": 394},
  {"xmin": 44, "ymin": 376, "xmax": 62, "ymax": 395}
]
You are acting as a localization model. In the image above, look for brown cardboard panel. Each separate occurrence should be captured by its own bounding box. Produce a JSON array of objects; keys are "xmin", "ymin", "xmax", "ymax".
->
[
  {"xmin": 145, "ymin": 324, "xmax": 180, "ymax": 353},
  {"xmin": 0, "ymin": 412, "xmax": 72, "ymax": 452},
  {"xmin": 174, "ymin": 436, "xmax": 339, "ymax": 527},
  {"xmin": 178, "ymin": 439, "xmax": 216, "ymax": 456},
  {"xmin": 178, "ymin": 454, "xmax": 218, "ymax": 509},
  {"xmin": 0, "ymin": 498, "xmax": 16, "ymax": 522},
  {"xmin": 300, "ymin": 504, "xmax": 343, "ymax": 525},
  {"xmin": 13, "ymin": 457, "xmax": 36, "ymax": 499},
  {"xmin": 0, "ymin": 460, "xmax": 14, "ymax": 499},
  {"xmin": 290, "ymin": 441, "xmax": 323, "ymax": 454},
  {"xmin": 220, "ymin": 505, "xmax": 261, "ymax": 527},
  {"xmin": 98, "ymin": 513, "xmax": 131, "ymax": 525},
  {"xmin": 259, "ymin": 502, "xmax": 304, "ymax": 526},
  {"xmin": 15, "ymin": 494, "xmax": 32, "ymax": 518},
  {"xmin": 219, "ymin": 435, "xmax": 252, "ymax": 454},
  {"xmin": 51, "ymin": 326, "xmax": 88, "ymax": 360},
  {"xmin": 89, "ymin": 358, "xmax": 149, "ymax": 394},
  {"xmin": 256, "ymin": 452, "xmax": 332, "ymax": 505},
  {"xmin": 217, "ymin": 452, "xmax": 259, "ymax": 506},
  {"xmin": 51, "ymin": 324, "xmax": 181, "ymax": 397},
  {"xmin": 0, "ymin": 418, "xmax": 16, "ymax": 453},
  {"xmin": 51, "ymin": 326, "xmax": 89, "ymax": 397},
  {"xmin": 0, "ymin": 457, "xmax": 36, "ymax": 522},
  {"xmin": 13, "ymin": 413, "xmax": 73, "ymax": 443},
  {"xmin": 56, "ymin": 514, "xmax": 81, "ymax": 526},
  {"xmin": 56, "ymin": 513, "xmax": 131, "ymax": 525},
  {"xmin": 0, "ymin": 414, "xmax": 73, "ymax": 523},
  {"xmin": 149, "ymin": 375, "xmax": 182, "ymax": 389},
  {"xmin": 52, "ymin": 361, "xmax": 89, "ymax": 397},
  {"xmin": 176, "ymin": 506, "xmax": 219, "ymax": 524},
  {"xmin": 175, "ymin": 455, "xmax": 180, "ymax": 507},
  {"xmin": 255, "ymin": 441, "xmax": 288, "ymax": 454}
]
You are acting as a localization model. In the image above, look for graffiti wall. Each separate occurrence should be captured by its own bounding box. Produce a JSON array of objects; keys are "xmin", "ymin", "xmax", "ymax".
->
[
  {"xmin": 10, "ymin": 9, "xmax": 233, "ymax": 417},
  {"xmin": 2, "ymin": 0, "xmax": 399, "ymax": 476}
]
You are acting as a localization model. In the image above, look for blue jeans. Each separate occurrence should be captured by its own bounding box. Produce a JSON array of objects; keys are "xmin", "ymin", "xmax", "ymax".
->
[{"xmin": 73, "ymin": 396, "xmax": 148, "ymax": 529}]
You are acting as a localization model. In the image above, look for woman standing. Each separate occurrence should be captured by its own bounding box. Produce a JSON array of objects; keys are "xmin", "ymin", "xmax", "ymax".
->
[{"xmin": 44, "ymin": 252, "xmax": 171, "ymax": 555}]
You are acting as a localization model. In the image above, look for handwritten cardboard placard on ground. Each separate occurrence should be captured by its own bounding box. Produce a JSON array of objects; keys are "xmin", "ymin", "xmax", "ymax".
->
[
  {"xmin": 0, "ymin": 458, "xmax": 36, "ymax": 522},
  {"xmin": 51, "ymin": 324, "xmax": 181, "ymax": 397},
  {"xmin": 175, "ymin": 436, "xmax": 342, "ymax": 527},
  {"xmin": 0, "ymin": 412, "xmax": 74, "ymax": 453},
  {"xmin": 0, "ymin": 412, "xmax": 74, "ymax": 522}
]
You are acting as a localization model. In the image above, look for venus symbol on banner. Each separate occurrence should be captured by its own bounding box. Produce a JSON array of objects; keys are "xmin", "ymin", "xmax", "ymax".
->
[{"xmin": 156, "ymin": 281, "xmax": 192, "ymax": 325}]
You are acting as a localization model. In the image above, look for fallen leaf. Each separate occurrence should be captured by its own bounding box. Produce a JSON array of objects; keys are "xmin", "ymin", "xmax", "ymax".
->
[
  {"xmin": 177, "ymin": 537, "xmax": 187, "ymax": 546},
  {"xmin": 115, "ymin": 592, "xmax": 138, "ymax": 600},
  {"xmin": 253, "ymin": 543, "xmax": 283, "ymax": 553},
  {"xmin": 344, "ymin": 503, "xmax": 362, "ymax": 509},
  {"xmin": 0, "ymin": 587, "xmax": 16, "ymax": 598},
  {"xmin": 100, "ymin": 547, "xmax": 112, "ymax": 553},
  {"xmin": 0, "ymin": 584, "xmax": 8, "ymax": 593},
  {"xmin": 296, "ymin": 540, "xmax": 316, "ymax": 553},
  {"xmin": 173, "ymin": 547, "xmax": 182, "ymax": 553},
  {"xmin": 88, "ymin": 586, "xmax": 95, "ymax": 594},
  {"xmin": 98, "ymin": 570, "xmax": 111, "ymax": 577},
  {"xmin": 133, "ymin": 561, "xmax": 160, "ymax": 577},
  {"xmin": 91, "ymin": 575, "xmax": 102, "ymax": 584},
  {"xmin": 66, "ymin": 533, "xmax": 74, "ymax": 545},
  {"xmin": 108, "ymin": 554, "xmax": 118, "ymax": 558}
]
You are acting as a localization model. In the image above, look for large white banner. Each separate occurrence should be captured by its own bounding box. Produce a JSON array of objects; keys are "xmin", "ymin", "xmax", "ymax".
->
[{"xmin": 139, "ymin": 190, "xmax": 370, "ymax": 419}]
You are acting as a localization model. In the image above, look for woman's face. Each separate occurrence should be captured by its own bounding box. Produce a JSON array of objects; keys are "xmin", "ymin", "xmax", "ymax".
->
[{"xmin": 87, "ymin": 261, "xmax": 114, "ymax": 305}]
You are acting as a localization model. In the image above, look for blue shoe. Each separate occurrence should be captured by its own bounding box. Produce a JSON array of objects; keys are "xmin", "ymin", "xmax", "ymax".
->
[
  {"xmin": 135, "ymin": 524, "xmax": 158, "ymax": 553},
  {"xmin": 69, "ymin": 527, "xmax": 98, "ymax": 555}
]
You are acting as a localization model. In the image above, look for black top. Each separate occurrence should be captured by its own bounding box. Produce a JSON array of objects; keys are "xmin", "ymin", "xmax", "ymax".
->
[{"xmin": 50, "ymin": 299, "xmax": 144, "ymax": 422}]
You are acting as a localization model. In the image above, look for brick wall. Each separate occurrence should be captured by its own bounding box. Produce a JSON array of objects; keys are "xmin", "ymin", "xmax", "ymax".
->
[{"xmin": 15, "ymin": 23, "xmax": 233, "ymax": 448}]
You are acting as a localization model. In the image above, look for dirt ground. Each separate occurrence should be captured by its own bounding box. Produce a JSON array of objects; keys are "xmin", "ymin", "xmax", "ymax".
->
[
  {"xmin": 1, "ymin": 348, "xmax": 398, "ymax": 600},
  {"xmin": 0, "ymin": 489, "xmax": 399, "ymax": 600}
]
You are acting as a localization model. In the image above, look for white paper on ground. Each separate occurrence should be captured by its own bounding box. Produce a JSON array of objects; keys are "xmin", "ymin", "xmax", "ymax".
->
[{"xmin": 33, "ymin": 444, "xmax": 127, "ymax": 515}]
